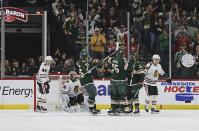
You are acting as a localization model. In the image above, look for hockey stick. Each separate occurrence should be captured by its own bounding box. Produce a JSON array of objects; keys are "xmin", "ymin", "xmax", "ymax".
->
[
  {"xmin": 130, "ymin": 88, "xmax": 140, "ymax": 105},
  {"xmin": 78, "ymin": 42, "xmax": 119, "ymax": 79}
]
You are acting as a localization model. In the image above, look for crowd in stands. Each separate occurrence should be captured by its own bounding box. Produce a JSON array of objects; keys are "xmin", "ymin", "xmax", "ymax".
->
[{"xmin": 3, "ymin": 0, "xmax": 199, "ymax": 79}]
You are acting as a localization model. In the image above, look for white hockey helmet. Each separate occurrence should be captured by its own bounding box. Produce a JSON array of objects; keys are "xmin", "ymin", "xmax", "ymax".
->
[
  {"xmin": 45, "ymin": 56, "xmax": 53, "ymax": 62},
  {"xmin": 152, "ymin": 54, "xmax": 161, "ymax": 60}
]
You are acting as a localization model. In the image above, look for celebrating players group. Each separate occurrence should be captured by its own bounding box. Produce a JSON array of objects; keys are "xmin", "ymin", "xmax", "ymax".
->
[{"xmin": 36, "ymin": 47, "xmax": 171, "ymax": 115}]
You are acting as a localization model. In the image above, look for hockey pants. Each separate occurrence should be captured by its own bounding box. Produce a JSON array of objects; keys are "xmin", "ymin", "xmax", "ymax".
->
[
  {"xmin": 110, "ymin": 80, "xmax": 126, "ymax": 109},
  {"xmin": 84, "ymin": 84, "xmax": 97, "ymax": 108}
]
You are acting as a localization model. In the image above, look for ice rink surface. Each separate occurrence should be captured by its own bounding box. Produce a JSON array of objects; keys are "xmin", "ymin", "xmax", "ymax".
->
[{"xmin": 0, "ymin": 110, "xmax": 199, "ymax": 131}]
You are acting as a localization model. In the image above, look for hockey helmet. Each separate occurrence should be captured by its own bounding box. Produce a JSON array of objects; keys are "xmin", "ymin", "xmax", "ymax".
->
[
  {"xmin": 80, "ymin": 49, "xmax": 87, "ymax": 54},
  {"xmin": 152, "ymin": 54, "xmax": 160, "ymax": 60},
  {"xmin": 80, "ymin": 49, "xmax": 87, "ymax": 60},
  {"xmin": 45, "ymin": 56, "xmax": 53, "ymax": 63}
]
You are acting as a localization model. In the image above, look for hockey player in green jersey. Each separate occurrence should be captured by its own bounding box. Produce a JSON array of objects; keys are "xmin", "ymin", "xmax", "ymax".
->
[
  {"xmin": 107, "ymin": 49, "xmax": 128, "ymax": 115},
  {"xmin": 125, "ymin": 49, "xmax": 145, "ymax": 114},
  {"xmin": 77, "ymin": 49, "xmax": 101, "ymax": 114}
]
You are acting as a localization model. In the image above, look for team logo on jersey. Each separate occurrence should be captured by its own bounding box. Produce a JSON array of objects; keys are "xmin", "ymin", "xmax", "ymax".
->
[
  {"xmin": 153, "ymin": 70, "xmax": 159, "ymax": 77},
  {"xmin": 0, "ymin": 7, "xmax": 28, "ymax": 22}
]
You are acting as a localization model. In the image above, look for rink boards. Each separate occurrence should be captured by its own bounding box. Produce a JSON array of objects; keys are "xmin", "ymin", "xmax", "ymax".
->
[{"xmin": 0, "ymin": 79, "xmax": 199, "ymax": 110}]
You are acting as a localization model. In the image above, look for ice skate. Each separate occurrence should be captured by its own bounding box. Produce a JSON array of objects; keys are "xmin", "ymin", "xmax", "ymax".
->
[
  {"xmin": 133, "ymin": 108, "xmax": 140, "ymax": 114},
  {"xmin": 151, "ymin": 108, "xmax": 160, "ymax": 114},
  {"xmin": 63, "ymin": 106, "xmax": 69, "ymax": 112},
  {"xmin": 35, "ymin": 105, "xmax": 41, "ymax": 112},
  {"xmin": 116, "ymin": 107, "xmax": 125, "ymax": 114},
  {"xmin": 40, "ymin": 106, "xmax": 47, "ymax": 113},
  {"xmin": 145, "ymin": 105, "xmax": 149, "ymax": 112},
  {"xmin": 94, "ymin": 105, "xmax": 101, "ymax": 114},
  {"xmin": 108, "ymin": 108, "xmax": 117, "ymax": 116},
  {"xmin": 89, "ymin": 107, "xmax": 100, "ymax": 115}
]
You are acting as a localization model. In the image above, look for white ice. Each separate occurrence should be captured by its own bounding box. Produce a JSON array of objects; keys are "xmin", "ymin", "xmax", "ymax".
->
[{"xmin": 0, "ymin": 110, "xmax": 199, "ymax": 131}]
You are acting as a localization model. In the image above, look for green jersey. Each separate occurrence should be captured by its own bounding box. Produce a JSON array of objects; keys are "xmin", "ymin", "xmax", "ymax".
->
[
  {"xmin": 143, "ymin": 11, "xmax": 150, "ymax": 29},
  {"xmin": 159, "ymin": 33, "xmax": 169, "ymax": 51},
  {"xmin": 77, "ymin": 60, "xmax": 94, "ymax": 86},
  {"xmin": 126, "ymin": 60, "xmax": 145, "ymax": 86},
  {"xmin": 175, "ymin": 50, "xmax": 188, "ymax": 64},
  {"xmin": 108, "ymin": 57, "xmax": 128, "ymax": 80},
  {"xmin": 63, "ymin": 17, "xmax": 75, "ymax": 31}
]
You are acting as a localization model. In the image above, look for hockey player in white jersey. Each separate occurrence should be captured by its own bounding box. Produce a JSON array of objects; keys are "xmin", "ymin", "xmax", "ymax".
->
[
  {"xmin": 61, "ymin": 71, "xmax": 88, "ymax": 112},
  {"xmin": 144, "ymin": 54, "xmax": 171, "ymax": 113},
  {"xmin": 36, "ymin": 56, "xmax": 53, "ymax": 112}
]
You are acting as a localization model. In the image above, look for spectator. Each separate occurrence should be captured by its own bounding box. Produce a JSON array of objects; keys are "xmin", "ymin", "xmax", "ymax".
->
[
  {"xmin": 11, "ymin": 59, "xmax": 20, "ymax": 76},
  {"xmin": 54, "ymin": 48, "xmax": 62, "ymax": 64},
  {"xmin": 27, "ymin": 58, "xmax": 37, "ymax": 76},
  {"xmin": 130, "ymin": 0, "xmax": 143, "ymax": 43},
  {"xmin": 50, "ymin": 61, "xmax": 58, "ymax": 73},
  {"xmin": 61, "ymin": 60, "xmax": 74, "ymax": 73},
  {"xmin": 66, "ymin": 3, "xmax": 77, "ymax": 17},
  {"xmin": 57, "ymin": 7, "xmax": 67, "ymax": 26},
  {"xmin": 188, "ymin": 40, "xmax": 195, "ymax": 55},
  {"xmin": 124, "ymin": 36, "xmax": 139, "ymax": 58},
  {"xmin": 175, "ymin": 25, "xmax": 190, "ymax": 52},
  {"xmin": 152, "ymin": 17, "xmax": 164, "ymax": 54},
  {"xmin": 5, "ymin": 60, "xmax": 12, "ymax": 76},
  {"xmin": 114, "ymin": 25, "xmax": 127, "ymax": 47},
  {"xmin": 174, "ymin": 43, "xmax": 188, "ymax": 78},
  {"xmin": 159, "ymin": 27, "xmax": 169, "ymax": 58},
  {"xmin": 130, "ymin": 36, "xmax": 139, "ymax": 53},
  {"xmin": 194, "ymin": 45, "xmax": 199, "ymax": 78},
  {"xmin": 19, "ymin": 62, "xmax": 28, "ymax": 75},
  {"xmin": 61, "ymin": 52, "xmax": 67, "ymax": 63},
  {"xmin": 194, "ymin": 33, "xmax": 199, "ymax": 47},
  {"xmin": 159, "ymin": 27, "xmax": 169, "ymax": 74},
  {"xmin": 90, "ymin": 28, "xmax": 106, "ymax": 59},
  {"xmin": 171, "ymin": 15, "xmax": 180, "ymax": 34},
  {"xmin": 37, "ymin": 56, "xmax": 43, "ymax": 67},
  {"xmin": 68, "ymin": 57, "xmax": 77, "ymax": 72},
  {"xmin": 74, "ymin": 21, "xmax": 86, "ymax": 53},
  {"xmin": 63, "ymin": 11, "xmax": 76, "ymax": 37},
  {"xmin": 143, "ymin": 4, "xmax": 153, "ymax": 48},
  {"xmin": 105, "ymin": 39, "xmax": 116, "ymax": 57}
]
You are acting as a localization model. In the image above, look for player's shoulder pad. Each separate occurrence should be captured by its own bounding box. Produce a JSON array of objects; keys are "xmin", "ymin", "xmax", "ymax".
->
[
  {"xmin": 157, "ymin": 63, "xmax": 162, "ymax": 68},
  {"xmin": 146, "ymin": 62, "xmax": 152, "ymax": 66},
  {"xmin": 145, "ymin": 62, "xmax": 152, "ymax": 69}
]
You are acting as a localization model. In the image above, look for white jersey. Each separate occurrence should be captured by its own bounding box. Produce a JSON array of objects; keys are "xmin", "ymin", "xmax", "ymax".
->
[
  {"xmin": 61, "ymin": 79, "xmax": 81, "ymax": 97},
  {"xmin": 37, "ymin": 62, "xmax": 50, "ymax": 83},
  {"xmin": 144, "ymin": 62, "xmax": 164, "ymax": 86}
]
